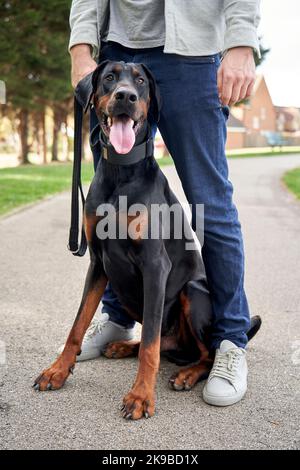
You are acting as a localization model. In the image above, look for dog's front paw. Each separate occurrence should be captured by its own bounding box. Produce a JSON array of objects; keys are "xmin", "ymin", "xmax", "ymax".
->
[
  {"xmin": 33, "ymin": 360, "xmax": 74, "ymax": 391},
  {"xmin": 121, "ymin": 389, "xmax": 155, "ymax": 420}
]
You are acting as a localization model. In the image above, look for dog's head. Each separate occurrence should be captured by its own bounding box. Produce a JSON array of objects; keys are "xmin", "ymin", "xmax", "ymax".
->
[{"xmin": 75, "ymin": 60, "xmax": 160, "ymax": 154}]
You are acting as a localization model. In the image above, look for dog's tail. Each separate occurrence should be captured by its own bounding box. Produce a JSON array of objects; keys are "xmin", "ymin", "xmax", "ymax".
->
[{"xmin": 246, "ymin": 315, "xmax": 262, "ymax": 341}]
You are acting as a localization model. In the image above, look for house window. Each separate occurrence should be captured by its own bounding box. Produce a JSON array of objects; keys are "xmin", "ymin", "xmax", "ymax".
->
[
  {"xmin": 253, "ymin": 116, "xmax": 260, "ymax": 129},
  {"xmin": 261, "ymin": 107, "xmax": 266, "ymax": 120}
]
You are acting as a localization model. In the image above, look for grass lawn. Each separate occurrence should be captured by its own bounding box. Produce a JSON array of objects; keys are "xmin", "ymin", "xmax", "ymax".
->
[
  {"xmin": 283, "ymin": 167, "xmax": 300, "ymax": 200},
  {"xmin": 0, "ymin": 162, "xmax": 94, "ymax": 216}
]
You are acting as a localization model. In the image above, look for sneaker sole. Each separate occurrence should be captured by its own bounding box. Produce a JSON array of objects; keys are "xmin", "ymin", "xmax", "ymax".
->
[
  {"xmin": 75, "ymin": 349, "xmax": 102, "ymax": 362},
  {"xmin": 203, "ymin": 389, "xmax": 246, "ymax": 407},
  {"xmin": 56, "ymin": 345, "xmax": 102, "ymax": 362}
]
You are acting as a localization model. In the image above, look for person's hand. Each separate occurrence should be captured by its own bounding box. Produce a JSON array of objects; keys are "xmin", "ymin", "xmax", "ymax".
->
[
  {"xmin": 70, "ymin": 44, "xmax": 98, "ymax": 88},
  {"xmin": 217, "ymin": 46, "xmax": 256, "ymax": 106}
]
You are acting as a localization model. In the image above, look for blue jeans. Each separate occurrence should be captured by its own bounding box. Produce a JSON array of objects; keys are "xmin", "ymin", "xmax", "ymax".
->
[{"xmin": 89, "ymin": 41, "xmax": 250, "ymax": 349}]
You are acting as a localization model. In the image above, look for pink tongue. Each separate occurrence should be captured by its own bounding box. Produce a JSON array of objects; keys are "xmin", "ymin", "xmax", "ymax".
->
[{"xmin": 109, "ymin": 116, "xmax": 135, "ymax": 154}]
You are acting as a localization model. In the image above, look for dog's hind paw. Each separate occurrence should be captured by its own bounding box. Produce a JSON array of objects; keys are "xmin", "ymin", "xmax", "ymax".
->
[{"xmin": 103, "ymin": 340, "xmax": 140, "ymax": 359}]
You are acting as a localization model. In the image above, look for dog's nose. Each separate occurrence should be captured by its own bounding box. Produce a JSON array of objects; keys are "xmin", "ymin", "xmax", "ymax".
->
[{"xmin": 115, "ymin": 88, "xmax": 138, "ymax": 104}]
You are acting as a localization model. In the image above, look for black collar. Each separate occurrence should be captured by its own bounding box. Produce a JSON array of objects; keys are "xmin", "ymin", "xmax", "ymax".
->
[{"xmin": 99, "ymin": 130, "xmax": 154, "ymax": 166}]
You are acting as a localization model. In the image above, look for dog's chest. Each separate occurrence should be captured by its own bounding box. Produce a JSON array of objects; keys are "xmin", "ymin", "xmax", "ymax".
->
[{"xmin": 101, "ymin": 244, "xmax": 144, "ymax": 316}]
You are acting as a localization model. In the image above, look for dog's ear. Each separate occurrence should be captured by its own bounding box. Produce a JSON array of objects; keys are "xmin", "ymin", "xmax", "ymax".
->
[
  {"xmin": 74, "ymin": 60, "xmax": 110, "ymax": 113},
  {"xmin": 139, "ymin": 64, "xmax": 161, "ymax": 123}
]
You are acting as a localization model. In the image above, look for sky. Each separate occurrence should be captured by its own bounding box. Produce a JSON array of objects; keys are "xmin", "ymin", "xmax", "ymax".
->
[{"xmin": 258, "ymin": 0, "xmax": 300, "ymax": 107}]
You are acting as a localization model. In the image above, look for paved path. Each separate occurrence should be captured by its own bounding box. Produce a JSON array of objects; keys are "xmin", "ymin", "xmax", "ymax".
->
[{"xmin": 1, "ymin": 155, "xmax": 300, "ymax": 450}]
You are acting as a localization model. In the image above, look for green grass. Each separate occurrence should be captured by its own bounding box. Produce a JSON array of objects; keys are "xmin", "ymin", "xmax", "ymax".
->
[
  {"xmin": 0, "ymin": 162, "xmax": 94, "ymax": 216},
  {"xmin": 156, "ymin": 155, "xmax": 173, "ymax": 166},
  {"xmin": 283, "ymin": 167, "xmax": 300, "ymax": 200}
]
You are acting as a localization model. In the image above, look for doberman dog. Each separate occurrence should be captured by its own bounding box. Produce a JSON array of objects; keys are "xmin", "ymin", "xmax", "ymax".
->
[{"xmin": 34, "ymin": 60, "xmax": 261, "ymax": 420}]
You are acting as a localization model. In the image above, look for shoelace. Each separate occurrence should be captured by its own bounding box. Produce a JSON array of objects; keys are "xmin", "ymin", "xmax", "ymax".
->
[
  {"xmin": 209, "ymin": 349, "xmax": 244, "ymax": 385},
  {"xmin": 83, "ymin": 316, "xmax": 108, "ymax": 342}
]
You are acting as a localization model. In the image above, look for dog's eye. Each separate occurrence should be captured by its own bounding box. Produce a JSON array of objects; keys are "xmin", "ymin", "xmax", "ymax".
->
[
  {"xmin": 105, "ymin": 74, "xmax": 115, "ymax": 81},
  {"xmin": 136, "ymin": 77, "xmax": 145, "ymax": 84}
]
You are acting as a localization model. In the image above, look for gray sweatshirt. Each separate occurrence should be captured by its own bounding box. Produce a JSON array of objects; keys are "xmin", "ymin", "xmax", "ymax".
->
[{"xmin": 69, "ymin": 0, "xmax": 261, "ymax": 57}]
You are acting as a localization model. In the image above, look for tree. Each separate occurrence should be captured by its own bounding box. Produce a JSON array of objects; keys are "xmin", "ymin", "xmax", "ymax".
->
[{"xmin": 0, "ymin": 1, "xmax": 72, "ymax": 163}]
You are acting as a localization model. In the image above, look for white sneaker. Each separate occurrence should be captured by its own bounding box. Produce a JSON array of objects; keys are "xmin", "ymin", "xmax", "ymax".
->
[
  {"xmin": 57, "ymin": 313, "xmax": 135, "ymax": 362},
  {"xmin": 203, "ymin": 340, "xmax": 247, "ymax": 406}
]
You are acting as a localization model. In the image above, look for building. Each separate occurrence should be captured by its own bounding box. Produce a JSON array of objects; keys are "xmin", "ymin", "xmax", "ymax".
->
[
  {"xmin": 227, "ymin": 75, "xmax": 278, "ymax": 149},
  {"xmin": 226, "ymin": 113, "xmax": 246, "ymax": 149},
  {"xmin": 276, "ymin": 107, "xmax": 298, "ymax": 132}
]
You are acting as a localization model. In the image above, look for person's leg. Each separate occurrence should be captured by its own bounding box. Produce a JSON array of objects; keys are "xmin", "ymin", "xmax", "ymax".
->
[
  {"xmin": 136, "ymin": 50, "xmax": 250, "ymax": 349},
  {"xmin": 134, "ymin": 50, "xmax": 250, "ymax": 405}
]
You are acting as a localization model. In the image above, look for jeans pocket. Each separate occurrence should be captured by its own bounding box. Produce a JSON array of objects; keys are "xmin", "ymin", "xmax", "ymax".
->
[
  {"xmin": 221, "ymin": 105, "xmax": 230, "ymax": 121},
  {"xmin": 99, "ymin": 41, "xmax": 116, "ymax": 62},
  {"xmin": 180, "ymin": 54, "xmax": 217, "ymax": 64}
]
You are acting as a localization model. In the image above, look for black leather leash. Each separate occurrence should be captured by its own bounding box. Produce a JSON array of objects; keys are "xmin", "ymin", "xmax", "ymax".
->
[{"xmin": 68, "ymin": 96, "xmax": 88, "ymax": 257}]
